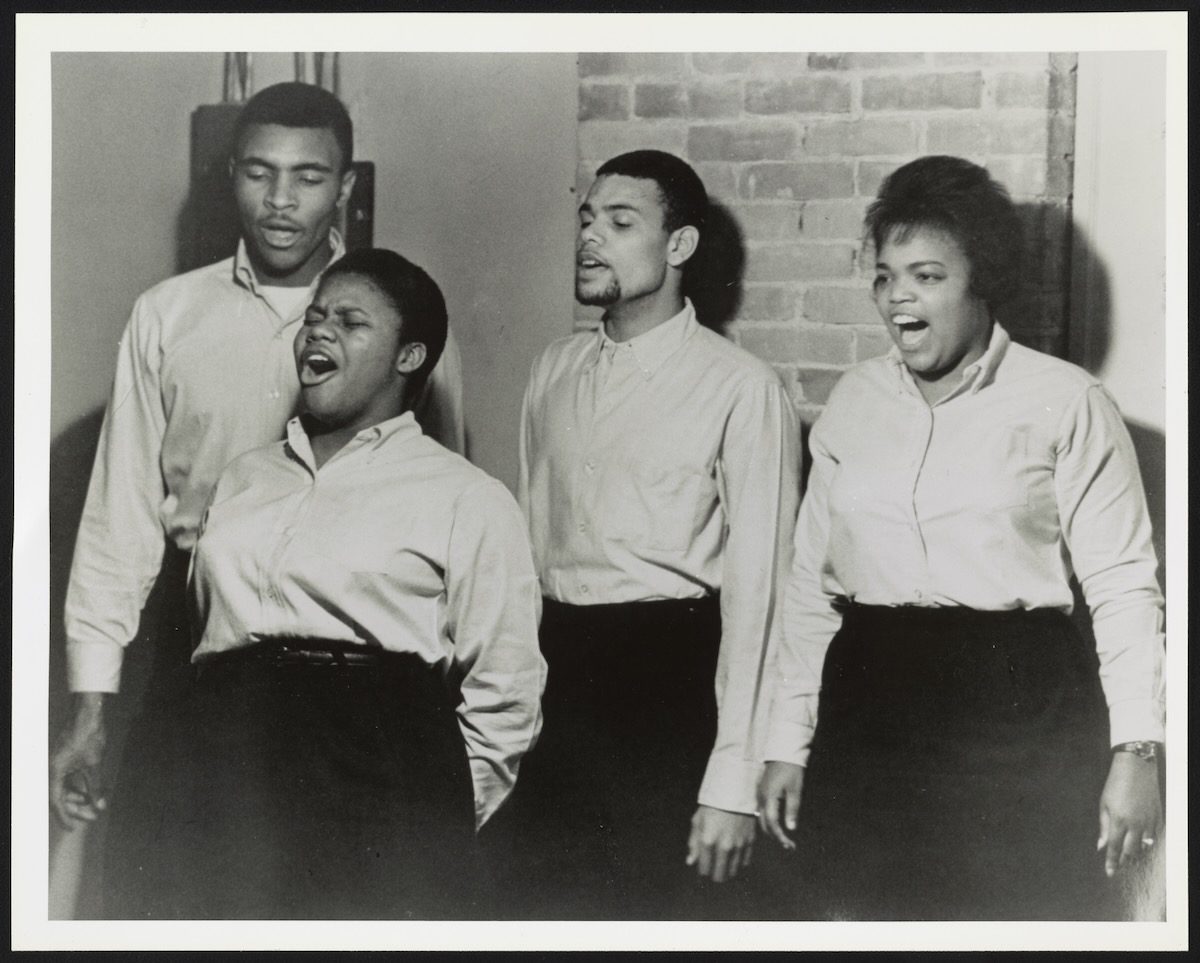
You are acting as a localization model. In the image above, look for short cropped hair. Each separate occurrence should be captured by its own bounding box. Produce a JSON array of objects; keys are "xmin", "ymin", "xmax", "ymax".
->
[
  {"xmin": 864, "ymin": 155, "xmax": 1023, "ymax": 310},
  {"xmin": 322, "ymin": 248, "xmax": 447, "ymax": 392},
  {"xmin": 232, "ymin": 82, "xmax": 354, "ymax": 173},
  {"xmin": 596, "ymin": 149, "xmax": 708, "ymax": 235}
]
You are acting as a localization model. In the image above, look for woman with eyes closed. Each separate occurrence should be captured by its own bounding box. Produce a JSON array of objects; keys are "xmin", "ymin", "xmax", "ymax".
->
[
  {"xmin": 104, "ymin": 249, "xmax": 544, "ymax": 920},
  {"xmin": 755, "ymin": 156, "xmax": 1165, "ymax": 921}
]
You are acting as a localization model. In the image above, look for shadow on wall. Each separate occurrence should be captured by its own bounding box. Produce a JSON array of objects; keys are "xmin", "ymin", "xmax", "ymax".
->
[{"xmin": 685, "ymin": 200, "xmax": 745, "ymax": 338}]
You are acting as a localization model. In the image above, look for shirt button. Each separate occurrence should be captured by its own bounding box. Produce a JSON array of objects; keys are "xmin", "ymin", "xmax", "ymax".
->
[
  {"xmin": 584, "ymin": 461, "xmax": 596, "ymax": 474},
  {"xmin": 914, "ymin": 590, "xmax": 924, "ymax": 601},
  {"xmin": 580, "ymin": 585, "xmax": 590, "ymax": 596},
  {"xmin": 577, "ymin": 522, "xmax": 587, "ymax": 534}
]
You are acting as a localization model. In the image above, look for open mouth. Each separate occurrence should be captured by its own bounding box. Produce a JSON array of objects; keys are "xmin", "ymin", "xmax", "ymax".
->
[
  {"xmin": 891, "ymin": 313, "xmax": 930, "ymax": 349},
  {"xmin": 261, "ymin": 223, "xmax": 302, "ymax": 248},
  {"xmin": 298, "ymin": 351, "xmax": 338, "ymax": 386},
  {"xmin": 576, "ymin": 253, "xmax": 607, "ymax": 273}
]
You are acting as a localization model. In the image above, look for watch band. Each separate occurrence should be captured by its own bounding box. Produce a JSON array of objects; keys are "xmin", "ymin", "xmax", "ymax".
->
[{"xmin": 1112, "ymin": 740, "xmax": 1162, "ymax": 761}]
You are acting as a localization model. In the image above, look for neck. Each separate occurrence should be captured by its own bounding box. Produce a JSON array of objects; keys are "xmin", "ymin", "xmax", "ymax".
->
[
  {"xmin": 603, "ymin": 288, "xmax": 686, "ymax": 343},
  {"xmin": 302, "ymin": 404, "xmax": 409, "ymax": 470},
  {"xmin": 306, "ymin": 423, "xmax": 356, "ymax": 470}
]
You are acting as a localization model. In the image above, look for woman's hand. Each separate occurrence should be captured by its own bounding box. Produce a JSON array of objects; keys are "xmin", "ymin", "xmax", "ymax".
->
[
  {"xmin": 757, "ymin": 761, "xmax": 804, "ymax": 850},
  {"xmin": 1097, "ymin": 751, "xmax": 1163, "ymax": 877}
]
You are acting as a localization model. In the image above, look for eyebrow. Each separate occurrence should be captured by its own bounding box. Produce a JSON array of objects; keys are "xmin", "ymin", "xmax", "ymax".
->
[
  {"xmin": 875, "ymin": 259, "xmax": 947, "ymax": 270},
  {"xmin": 236, "ymin": 156, "xmax": 335, "ymax": 174},
  {"xmin": 579, "ymin": 201, "xmax": 643, "ymax": 217}
]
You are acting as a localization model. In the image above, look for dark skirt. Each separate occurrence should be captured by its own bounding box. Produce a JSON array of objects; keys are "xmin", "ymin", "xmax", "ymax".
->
[
  {"xmin": 502, "ymin": 596, "xmax": 726, "ymax": 919},
  {"xmin": 104, "ymin": 641, "xmax": 481, "ymax": 920},
  {"xmin": 794, "ymin": 605, "xmax": 1118, "ymax": 921}
]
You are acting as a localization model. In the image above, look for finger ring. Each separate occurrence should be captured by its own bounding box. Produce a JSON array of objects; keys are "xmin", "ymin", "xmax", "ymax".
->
[{"xmin": 1141, "ymin": 837, "xmax": 1156, "ymax": 847}]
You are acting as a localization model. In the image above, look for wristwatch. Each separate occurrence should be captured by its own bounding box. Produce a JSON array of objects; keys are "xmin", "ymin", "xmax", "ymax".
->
[{"xmin": 1112, "ymin": 740, "xmax": 1162, "ymax": 762}]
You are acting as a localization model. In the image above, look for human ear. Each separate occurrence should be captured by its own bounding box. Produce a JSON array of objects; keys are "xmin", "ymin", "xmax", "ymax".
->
[
  {"xmin": 666, "ymin": 225, "xmax": 700, "ymax": 268},
  {"xmin": 337, "ymin": 167, "xmax": 358, "ymax": 209},
  {"xmin": 395, "ymin": 341, "xmax": 427, "ymax": 376}
]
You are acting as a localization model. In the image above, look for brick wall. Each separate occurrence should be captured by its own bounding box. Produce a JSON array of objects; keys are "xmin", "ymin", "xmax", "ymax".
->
[{"xmin": 575, "ymin": 52, "xmax": 1077, "ymax": 423}]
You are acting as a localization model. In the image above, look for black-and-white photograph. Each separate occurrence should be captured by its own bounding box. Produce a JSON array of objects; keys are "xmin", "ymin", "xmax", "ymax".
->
[{"xmin": 13, "ymin": 11, "xmax": 1187, "ymax": 953}]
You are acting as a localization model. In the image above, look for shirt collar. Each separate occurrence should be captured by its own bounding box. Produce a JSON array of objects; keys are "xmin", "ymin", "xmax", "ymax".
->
[
  {"xmin": 886, "ymin": 321, "xmax": 1012, "ymax": 401},
  {"xmin": 233, "ymin": 228, "xmax": 347, "ymax": 295},
  {"xmin": 285, "ymin": 409, "xmax": 422, "ymax": 471},
  {"xmin": 589, "ymin": 298, "xmax": 698, "ymax": 379}
]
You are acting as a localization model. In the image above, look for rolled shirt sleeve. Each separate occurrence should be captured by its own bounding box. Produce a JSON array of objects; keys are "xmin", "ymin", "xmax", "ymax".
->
[
  {"xmin": 445, "ymin": 479, "xmax": 547, "ymax": 829},
  {"xmin": 697, "ymin": 380, "xmax": 801, "ymax": 814}
]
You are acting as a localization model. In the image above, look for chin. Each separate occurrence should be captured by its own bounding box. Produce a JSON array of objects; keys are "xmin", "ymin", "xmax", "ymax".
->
[{"xmin": 576, "ymin": 280, "xmax": 620, "ymax": 307}]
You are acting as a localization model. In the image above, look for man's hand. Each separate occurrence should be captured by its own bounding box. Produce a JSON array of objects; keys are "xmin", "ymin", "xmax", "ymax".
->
[
  {"xmin": 1097, "ymin": 751, "xmax": 1163, "ymax": 878},
  {"xmin": 50, "ymin": 693, "xmax": 108, "ymax": 829},
  {"xmin": 757, "ymin": 761, "xmax": 804, "ymax": 850},
  {"xmin": 686, "ymin": 805, "xmax": 755, "ymax": 882}
]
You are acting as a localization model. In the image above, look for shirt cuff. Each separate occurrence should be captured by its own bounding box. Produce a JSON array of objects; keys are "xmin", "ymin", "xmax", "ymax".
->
[
  {"xmin": 66, "ymin": 639, "xmax": 124, "ymax": 694},
  {"xmin": 1107, "ymin": 698, "xmax": 1166, "ymax": 747},
  {"xmin": 762, "ymin": 720, "xmax": 814, "ymax": 768},
  {"xmin": 697, "ymin": 755, "xmax": 762, "ymax": 815}
]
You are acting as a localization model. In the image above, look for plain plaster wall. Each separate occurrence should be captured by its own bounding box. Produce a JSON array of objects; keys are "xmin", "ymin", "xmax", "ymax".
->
[
  {"xmin": 50, "ymin": 51, "xmax": 578, "ymax": 492},
  {"xmin": 1069, "ymin": 52, "xmax": 1166, "ymax": 432}
]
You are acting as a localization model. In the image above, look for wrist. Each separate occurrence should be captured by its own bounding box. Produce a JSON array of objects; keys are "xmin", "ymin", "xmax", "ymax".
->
[
  {"xmin": 72, "ymin": 692, "xmax": 106, "ymax": 722},
  {"xmin": 1112, "ymin": 740, "xmax": 1161, "ymax": 763}
]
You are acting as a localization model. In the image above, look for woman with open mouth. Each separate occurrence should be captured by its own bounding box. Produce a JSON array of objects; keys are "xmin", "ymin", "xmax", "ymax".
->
[
  {"xmin": 756, "ymin": 155, "xmax": 1165, "ymax": 921},
  {"xmin": 105, "ymin": 249, "xmax": 544, "ymax": 919}
]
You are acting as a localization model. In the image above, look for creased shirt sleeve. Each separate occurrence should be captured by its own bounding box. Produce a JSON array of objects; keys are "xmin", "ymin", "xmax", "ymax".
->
[
  {"xmin": 415, "ymin": 325, "xmax": 467, "ymax": 455},
  {"xmin": 696, "ymin": 380, "xmax": 801, "ymax": 814},
  {"xmin": 763, "ymin": 415, "xmax": 845, "ymax": 768},
  {"xmin": 1054, "ymin": 384, "xmax": 1165, "ymax": 745},
  {"xmin": 64, "ymin": 296, "xmax": 168, "ymax": 694},
  {"xmin": 445, "ymin": 479, "xmax": 546, "ymax": 830}
]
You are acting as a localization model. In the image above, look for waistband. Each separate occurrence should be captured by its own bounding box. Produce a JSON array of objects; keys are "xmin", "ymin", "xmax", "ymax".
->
[
  {"xmin": 195, "ymin": 639, "xmax": 434, "ymax": 673},
  {"xmin": 542, "ymin": 594, "xmax": 718, "ymax": 617},
  {"xmin": 840, "ymin": 603, "xmax": 1068, "ymax": 629}
]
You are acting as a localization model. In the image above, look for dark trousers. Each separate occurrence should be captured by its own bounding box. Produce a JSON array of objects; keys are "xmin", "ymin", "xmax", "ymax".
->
[
  {"xmin": 104, "ymin": 643, "xmax": 481, "ymax": 920},
  {"xmin": 794, "ymin": 605, "xmax": 1119, "ymax": 921},
  {"xmin": 504, "ymin": 595, "xmax": 754, "ymax": 919}
]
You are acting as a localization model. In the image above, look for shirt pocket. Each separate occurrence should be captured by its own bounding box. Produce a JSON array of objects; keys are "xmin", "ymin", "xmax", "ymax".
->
[{"xmin": 605, "ymin": 465, "xmax": 707, "ymax": 552}]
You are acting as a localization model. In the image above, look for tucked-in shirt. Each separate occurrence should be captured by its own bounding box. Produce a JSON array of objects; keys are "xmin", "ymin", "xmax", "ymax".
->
[
  {"xmin": 65, "ymin": 232, "xmax": 466, "ymax": 692},
  {"xmin": 191, "ymin": 412, "xmax": 545, "ymax": 828},
  {"xmin": 764, "ymin": 325, "xmax": 1165, "ymax": 767},
  {"xmin": 518, "ymin": 300, "xmax": 801, "ymax": 814}
]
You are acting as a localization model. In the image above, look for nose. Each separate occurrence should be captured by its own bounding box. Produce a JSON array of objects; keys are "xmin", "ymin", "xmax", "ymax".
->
[
  {"xmin": 265, "ymin": 173, "xmax": 297, "ymax": 211},
  {"xmin": 579, "ymin": 220, "xmax": 602, "ymax": 247},
  {"xmin": 888, "ymin": 276, "xmax": 915, "ymax": 303},
  {"xmin": 305, "ymin": 319, "xmax": 335, "ymax": 342}
]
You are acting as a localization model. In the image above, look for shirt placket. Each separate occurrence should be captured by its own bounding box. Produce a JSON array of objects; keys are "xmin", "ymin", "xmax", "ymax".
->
[
  {"xmin": 259, "ymin": 466, "xmax": 320, "ymax": 629},
  {"xmin": 906, "ymin": 396, "xmax": 935, "ymax": 604}
]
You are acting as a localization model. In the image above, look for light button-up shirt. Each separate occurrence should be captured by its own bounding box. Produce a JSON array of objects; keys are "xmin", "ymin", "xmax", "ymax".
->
[
  {"xmin": 765, "ymin": 325, "xmax": 1165, "ymax": 766},
  {"xmin": 192, "ymin": 413, "xmax": 545, "ymax": 827},
  {"xmin": 519, "ymin": 300, "xmax": 801, "ymax": 813}
]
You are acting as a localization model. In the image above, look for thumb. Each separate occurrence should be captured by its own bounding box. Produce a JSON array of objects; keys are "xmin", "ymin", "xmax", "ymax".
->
[{"xmin": 1096, "ymin": 805, "xmax": 1110, "ymax": 850}]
